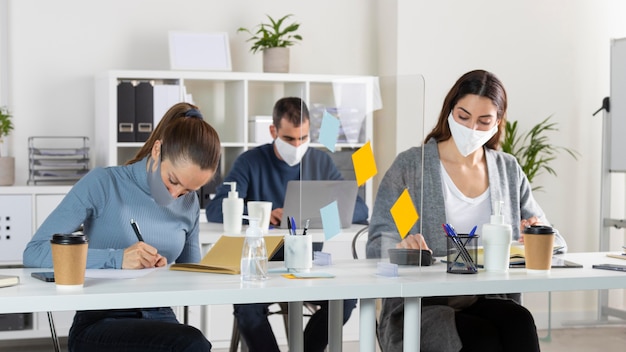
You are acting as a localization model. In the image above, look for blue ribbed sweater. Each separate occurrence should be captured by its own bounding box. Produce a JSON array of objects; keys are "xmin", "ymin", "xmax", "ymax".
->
[{"xmin": 23, "ymin": 157, "xmax": 201, "ymax": 269}]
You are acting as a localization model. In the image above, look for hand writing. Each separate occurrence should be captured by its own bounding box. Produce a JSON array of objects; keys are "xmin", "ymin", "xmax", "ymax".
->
[{"xmin": 123, "ymin": 242, "xmax": 167, "ymax": 269}]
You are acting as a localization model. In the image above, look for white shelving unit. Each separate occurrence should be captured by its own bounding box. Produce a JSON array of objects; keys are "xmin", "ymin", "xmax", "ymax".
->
[{"xmin": 94, "ymin": 70, "xmax": 377, "ymax": 209}]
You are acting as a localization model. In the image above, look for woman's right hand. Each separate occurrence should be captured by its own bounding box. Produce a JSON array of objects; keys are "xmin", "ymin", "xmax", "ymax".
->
[
  {"xmin": 122, "ymin": 242, "xmax": 167, "ymax": 269},
  {"xmin": 396, "ymin": 233, "xmax": 432, "ymax": 252}
]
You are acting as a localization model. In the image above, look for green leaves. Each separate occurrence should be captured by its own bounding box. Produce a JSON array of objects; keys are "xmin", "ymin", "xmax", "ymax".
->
[
  {"xmin": 502, "ymin": 115, "xmax": 579, "ymax": 192},
  {"xmin": 238, "ymin": 14, "xmax": 303, "ymax": 54},
  {"xmin": 0, "ymin": 106, "xmax": 13, "ymax": 139}
]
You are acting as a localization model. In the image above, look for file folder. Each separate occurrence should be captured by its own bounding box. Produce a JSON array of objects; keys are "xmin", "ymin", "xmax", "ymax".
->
[
  {"xmin": 135, "ymin": 81, "xmax": 154, "ymax": 142},
  {"xmin": 117, "ymin": 81, "xmax": 135, "ymax": 142}
]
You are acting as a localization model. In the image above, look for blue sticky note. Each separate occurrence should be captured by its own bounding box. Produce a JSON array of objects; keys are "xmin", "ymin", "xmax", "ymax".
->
[
  {"xmin": 318, "ymin": 111, "xmax": 340, "ymax": 152},
  {"xmin": 320, "ymin": 201, "xmax": 341, "ymax": 240}
]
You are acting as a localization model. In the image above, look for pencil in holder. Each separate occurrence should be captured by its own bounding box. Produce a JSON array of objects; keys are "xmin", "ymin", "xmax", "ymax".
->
[{"xmin": 446, "ymin": 234, "xmax": 479, "ymax": 274}]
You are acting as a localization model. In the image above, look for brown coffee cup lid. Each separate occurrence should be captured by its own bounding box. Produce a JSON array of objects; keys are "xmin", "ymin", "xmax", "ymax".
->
[
  {"xmin": 50, "ymin": 233, "xmax": 88, "ymax": 245},
  {"xmin": 523, "ymin": 225, "xmax": 554, "ymax": 234}
]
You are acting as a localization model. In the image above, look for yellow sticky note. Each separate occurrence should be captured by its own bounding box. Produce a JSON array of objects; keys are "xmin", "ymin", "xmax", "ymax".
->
[
  {"xmin": 390, "ymin": 189, "xmax": 419, "ymax": 239},
  {"xmin": 352, "ymin": 141, "xmax": 377, "ymax": 186}
]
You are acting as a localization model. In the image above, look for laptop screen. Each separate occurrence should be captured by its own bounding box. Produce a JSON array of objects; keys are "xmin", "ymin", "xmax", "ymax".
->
[{"xmin": 280, "ymin": 180, "xmax": 358, "ymax": 229}]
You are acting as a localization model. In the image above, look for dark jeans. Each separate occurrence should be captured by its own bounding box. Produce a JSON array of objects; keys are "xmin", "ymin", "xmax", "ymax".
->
[
  {"xmin": 68, "ymin": 307, "xmax": 212, "ymax": 352},
  {"xmin": 234, "ymin": 299, "xmax": 358, "ymax": 352},
  {"xmin": 455, "ymin": 297, "xmax": 540, "ymax": 352}
]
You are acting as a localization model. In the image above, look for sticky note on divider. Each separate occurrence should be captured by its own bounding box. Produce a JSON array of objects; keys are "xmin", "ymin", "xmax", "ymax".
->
[
  {"xmin": 320, "ymin": 201, "xmax": 341, "ymax": 240},
  {"xmin": 318, "ymin": 111, "xmax": 340, "ymax": 152},
  {"xmin": 352, "ymin": 141, "xmax": 377, "ymax": 186},
  {"xmin": 390, "ymin": 189, "xmax": 419, "ymax": 239}
]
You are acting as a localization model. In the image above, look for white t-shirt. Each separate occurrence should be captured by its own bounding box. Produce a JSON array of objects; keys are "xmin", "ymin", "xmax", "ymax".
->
[{"xmin": 440, "ymin": 162, "xmax": 491, "ymax": 238}]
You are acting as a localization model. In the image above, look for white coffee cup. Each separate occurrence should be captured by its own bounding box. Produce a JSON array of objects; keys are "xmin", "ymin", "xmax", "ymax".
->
[{"xmin": 247, "ymin": 201, "xmax": 272, "ymax": 235}]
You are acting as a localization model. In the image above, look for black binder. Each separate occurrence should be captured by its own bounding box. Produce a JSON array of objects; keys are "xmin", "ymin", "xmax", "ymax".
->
[
  {"xmin": 135, "ymin": 81, "xmax": 154, "ymax": 142},
  {"xmin": 117, "ymin": 81, "xmax": 135, "ymax": 142}
]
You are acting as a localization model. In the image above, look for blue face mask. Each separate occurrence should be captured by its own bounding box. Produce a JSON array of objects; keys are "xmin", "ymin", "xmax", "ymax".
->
[{"xmin": 147, "ymin": 156, "xmax": 175, "ymax": 207}]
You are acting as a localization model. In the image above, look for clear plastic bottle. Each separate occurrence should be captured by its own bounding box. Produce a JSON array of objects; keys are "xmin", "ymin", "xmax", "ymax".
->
[{"xmin": 240, "ymin": 218, "xmax": 268, "ymax": 281}]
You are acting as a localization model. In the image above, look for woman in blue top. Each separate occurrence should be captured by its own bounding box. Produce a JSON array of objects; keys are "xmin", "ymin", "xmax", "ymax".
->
[{"xmin": 23, "ymin": 102, "xmax": 220, "ymax": 352}]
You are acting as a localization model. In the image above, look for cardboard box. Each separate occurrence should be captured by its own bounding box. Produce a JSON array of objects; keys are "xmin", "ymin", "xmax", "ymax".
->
[{"xmin": 248, "ymin": 116, "xmax": 273, "ymax": 144}]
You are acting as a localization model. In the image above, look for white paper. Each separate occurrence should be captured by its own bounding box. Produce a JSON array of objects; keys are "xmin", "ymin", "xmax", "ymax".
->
[{"xmin": 85, "ymin": 268, "xmax": 158, "ymax": 279}]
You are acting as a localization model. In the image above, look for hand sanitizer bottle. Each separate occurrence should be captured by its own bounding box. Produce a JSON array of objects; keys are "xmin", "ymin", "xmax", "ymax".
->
[
  {"xmin": 222, "ymin": 182, "xmax": 243, "ymax": 235},
  {"xmin": 482, "ymin": 200, "xmax": 512, "ymax": 272},
  {"xmin": 240, "ymin": 217, "xmax": 268, "ymax": 281}
]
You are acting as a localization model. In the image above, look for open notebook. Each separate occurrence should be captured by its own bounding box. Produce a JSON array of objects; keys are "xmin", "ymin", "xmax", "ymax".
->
[{"xmin": 474, "ymin": 246, "xmax": 582, "ymax": 268}]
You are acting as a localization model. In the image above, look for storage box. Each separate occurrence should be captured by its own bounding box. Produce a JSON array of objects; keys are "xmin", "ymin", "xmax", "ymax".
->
[
  {"xmin": 248, "ymin": 116, "xmax": 273, "ymax": 144},
  {"xmin": 0, "ymin": 313, "xmax": 31, "ymax": 331}
]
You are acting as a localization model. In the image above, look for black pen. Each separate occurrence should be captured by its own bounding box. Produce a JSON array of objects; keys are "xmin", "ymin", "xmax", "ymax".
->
[{"xmin": 130, "ymin": 219, "xmax": 144, "ymax": 242}]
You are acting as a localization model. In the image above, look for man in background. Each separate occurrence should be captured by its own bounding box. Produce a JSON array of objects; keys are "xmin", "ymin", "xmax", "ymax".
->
[{"xmin": 206, "ymin": 96, "xmax": 367, "ymax": 352}]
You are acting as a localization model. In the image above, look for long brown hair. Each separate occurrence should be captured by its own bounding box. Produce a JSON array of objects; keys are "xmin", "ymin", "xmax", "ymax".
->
[
  {"xmin": 126, "ymin": 102, "xmax": 221, "ymax": 171},
  {"xmin": 424, "ymin": 70, "xmax": 507, "ymax": 150}
]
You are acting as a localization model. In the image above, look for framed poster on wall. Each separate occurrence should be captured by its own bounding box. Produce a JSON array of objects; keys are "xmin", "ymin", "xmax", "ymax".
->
[{"xmin": 168, "ymin": 31, "xmax": 232, "ymax": 71}]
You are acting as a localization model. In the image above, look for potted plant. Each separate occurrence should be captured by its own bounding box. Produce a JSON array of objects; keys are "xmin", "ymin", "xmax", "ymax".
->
[
  {"xmin": 238, "ymin": 14, "xmax": 303, "ymax": 73},
  {"xmin": 501, "ymin": 115, "xmax": 579, "ymax": 192},
  {"xmin": 0, "ymin": 106, "xmax": 15, "ymax": 186}
]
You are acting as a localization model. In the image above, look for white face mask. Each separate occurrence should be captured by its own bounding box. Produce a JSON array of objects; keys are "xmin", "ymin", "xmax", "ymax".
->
[
  {"xmin": 448, "ymin": 113, "xmax": 498, "ymax": 157},
  {"xmin": 274, "ymin": 137, "xmax": 309, "ymax": 166}
]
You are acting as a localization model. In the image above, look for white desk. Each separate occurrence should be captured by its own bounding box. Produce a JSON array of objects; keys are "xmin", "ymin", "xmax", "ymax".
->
[
  {"xmin": 395, "ymin": 252, "xmax": 626, "ymax": 352},
  {"xmin": 2, "ymin": 253, "xmax": 625, "ymax": 352},
  {"xmin": 0, "ymin": 260, "xmax": 398, "ymax": 352}
]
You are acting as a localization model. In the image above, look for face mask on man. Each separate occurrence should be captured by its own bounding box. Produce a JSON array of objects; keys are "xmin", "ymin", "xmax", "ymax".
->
[
  {"xmin": 274, "ymin": 136, "xmax": 310, "ymax": 166},
  {"xmin": 447, "ymin": 113, "xmax": 497, "ymax": 157},
  {"xmin": 147, "ymin": 156, "xmax": 175, "ymax": 207}
]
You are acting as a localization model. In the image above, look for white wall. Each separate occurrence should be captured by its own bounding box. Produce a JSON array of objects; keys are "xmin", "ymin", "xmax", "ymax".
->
[{"xmin": 3, "ymin": 0, "xmax": 377, "ymax": 184}]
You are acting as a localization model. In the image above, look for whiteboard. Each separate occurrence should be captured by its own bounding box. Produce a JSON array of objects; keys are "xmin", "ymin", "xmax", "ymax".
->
[{"xmin": 611, "ymin": 38, "xmax": 626, "ymax": 171}]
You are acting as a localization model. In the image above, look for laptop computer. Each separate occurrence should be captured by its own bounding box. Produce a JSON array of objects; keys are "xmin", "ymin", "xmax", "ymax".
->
[{"xmin": 280, "ymin": 180, "xmax": 358, "ymax": 229}]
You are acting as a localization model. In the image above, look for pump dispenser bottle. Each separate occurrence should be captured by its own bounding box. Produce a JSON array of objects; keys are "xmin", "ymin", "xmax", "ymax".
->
[
  {"xmin": 482, "ymin": 200, "xmax": 512, "ymax": 272},
  {"xmin": 222, "ymin": 182, "xmax": 243, "ymax": 235},
  {"xmin": 240, "ymin": 217, "xmax": 268, "ymax": 281}
]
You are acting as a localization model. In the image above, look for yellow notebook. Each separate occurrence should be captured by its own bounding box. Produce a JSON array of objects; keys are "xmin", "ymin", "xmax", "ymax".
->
[
  {"xmin": 170, "ymin": 235, "xmax": 284, "ymax": 275},
  {"xmin": 475, "ymin": 245, "xmax": 527, "ymax": 267},
  {"xmin": 0, "ymin": 274, "xmax": 19, "ymax": 288},
  {"xmin": 606, "ymin": 253, "xmax": 626, "ymax": 260}
]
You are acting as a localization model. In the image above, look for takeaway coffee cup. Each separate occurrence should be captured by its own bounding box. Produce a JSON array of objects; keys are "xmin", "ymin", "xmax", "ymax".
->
[
  {"xmin": 523, "ymin": 225, "xmax": 555, "ymax": 273},
  {"xmin": 247, "ymin": 201, "xmax": 272, "ymax": 235},
  {"xmin": 50, "ymin": 233, "xmax": 88, "ymax": 289}
]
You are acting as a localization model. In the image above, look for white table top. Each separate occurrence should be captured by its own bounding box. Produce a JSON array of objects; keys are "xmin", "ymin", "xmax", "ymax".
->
[{"xmin": 1, "ymin": 252, "xmax": 625, "ymax": 315}]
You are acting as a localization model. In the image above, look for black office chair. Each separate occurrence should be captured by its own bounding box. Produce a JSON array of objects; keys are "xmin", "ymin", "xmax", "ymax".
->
[{"xmin": 351, "ymin": 225, "xmax": 369, "ymax": 260}]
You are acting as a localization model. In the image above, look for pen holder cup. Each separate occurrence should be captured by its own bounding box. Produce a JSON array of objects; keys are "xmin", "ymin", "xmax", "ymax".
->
[
  {"xmin": 284, "ymin": 234, "xmax": 313, "ymax": 273},
  {"xmin": 446, "ymin": 234, "xmax": 479, "ymax": 274}
]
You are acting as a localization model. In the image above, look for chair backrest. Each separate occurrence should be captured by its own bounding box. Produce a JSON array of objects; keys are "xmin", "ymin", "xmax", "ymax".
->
[{"xmin": 351, "ymin": 225, "xmax": 369, "ymax": 259}]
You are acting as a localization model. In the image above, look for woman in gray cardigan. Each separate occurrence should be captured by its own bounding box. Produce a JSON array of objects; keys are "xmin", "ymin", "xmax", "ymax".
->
[{"xmin": 367, "ymin": 70, "xmax": 565, "ymax": 352}]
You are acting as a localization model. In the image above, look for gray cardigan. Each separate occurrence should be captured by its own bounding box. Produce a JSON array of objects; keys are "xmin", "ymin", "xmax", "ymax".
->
[
  {"xmin": 367, "ymin": 139, "xmax": 565, "ymax": 258},
  {"xmin": 366, "ymin": 139, "xmax": 566, "ymax": 352}
]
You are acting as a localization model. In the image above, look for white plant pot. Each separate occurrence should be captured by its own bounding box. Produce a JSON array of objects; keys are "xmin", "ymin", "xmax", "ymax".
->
[
  {"xmin": 263, "ymin": 47, "xmax": 290, "ymax": 73},
  {"xmin": 0, "ymin": 156, "xmax": 15, "ymax": 186}
]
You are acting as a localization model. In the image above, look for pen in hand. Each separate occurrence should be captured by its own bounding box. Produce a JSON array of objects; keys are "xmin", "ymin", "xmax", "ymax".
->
[{"xmin": 130, "ymin": 219, "xmax": 144, "ymax": 242}]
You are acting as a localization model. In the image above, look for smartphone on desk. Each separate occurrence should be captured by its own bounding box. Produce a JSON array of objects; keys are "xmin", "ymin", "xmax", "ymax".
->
[
  {"xmin": 31, "ymin": 271, "xmax": 55, "ymax": 282},
  {"xmin": 592, "ymin": 264, "xmax": 626, "ymax": 272}
]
